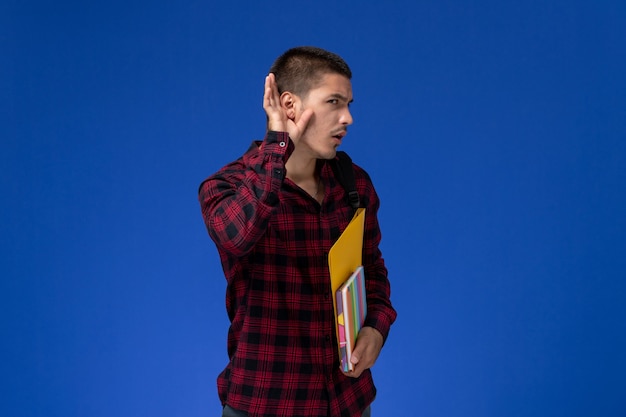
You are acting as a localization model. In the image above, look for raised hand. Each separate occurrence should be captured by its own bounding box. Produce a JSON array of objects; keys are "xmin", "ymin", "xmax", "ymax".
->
[{"xmin": 263, "ymin": 73, "xmax": 313, "ymax": 144}]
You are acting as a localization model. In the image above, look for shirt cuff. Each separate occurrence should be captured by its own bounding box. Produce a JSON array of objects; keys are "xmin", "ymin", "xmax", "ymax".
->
[
  {"xmin": 264, "ymin": 131, "xmax": 294, "ymax": 161},
  {"xmin": 363, "ymin": 310, "xmax": 394, "ymax": 344}
]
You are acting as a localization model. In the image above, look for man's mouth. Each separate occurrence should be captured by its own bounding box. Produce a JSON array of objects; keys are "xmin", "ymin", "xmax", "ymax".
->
[{"xmin": 332, "ymin": 131, "xmax": 346, "ymax": 141}]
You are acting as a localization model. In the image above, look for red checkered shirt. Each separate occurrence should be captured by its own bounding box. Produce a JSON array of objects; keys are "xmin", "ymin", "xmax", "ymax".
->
[{"xmin": 198, "ymin": 131, "xmax": 396, "ymax": 417}]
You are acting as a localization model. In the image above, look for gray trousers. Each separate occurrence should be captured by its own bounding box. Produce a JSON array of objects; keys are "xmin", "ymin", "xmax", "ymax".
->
[{"xmin": 222, "ymin": 404, "xmax": 371, "ymax": 417}]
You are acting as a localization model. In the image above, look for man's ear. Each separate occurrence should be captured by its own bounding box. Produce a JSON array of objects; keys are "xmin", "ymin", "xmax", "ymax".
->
[{"xmin": 280, "ymin": 92, "xmax": 299, "ymax": 120}]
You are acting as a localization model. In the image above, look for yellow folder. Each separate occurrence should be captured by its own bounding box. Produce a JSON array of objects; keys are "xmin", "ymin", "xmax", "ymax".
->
[{"xmin": 328, "ymin": 207, "xmax": 366, "ymax": 333}]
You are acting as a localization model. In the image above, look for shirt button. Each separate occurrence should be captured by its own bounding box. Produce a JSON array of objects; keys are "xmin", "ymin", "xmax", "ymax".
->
[
  {"xmin": 279, "ymin": 141, "xmax": 286, "ymax": 147},
  {"xmin": 325, "ymin": 335, "xmax": 331, "ymax": 342}
]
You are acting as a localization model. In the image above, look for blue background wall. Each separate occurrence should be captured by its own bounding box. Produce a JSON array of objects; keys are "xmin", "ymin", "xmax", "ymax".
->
[{"xmin": 2, "ymin": 1, "xmax": 625, "ymax": 416}]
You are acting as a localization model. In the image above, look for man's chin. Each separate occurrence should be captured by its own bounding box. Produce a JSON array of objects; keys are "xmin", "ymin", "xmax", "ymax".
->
[{"xmin": 321, "ymin": 149, "xmax": 338, "ymax": 160}]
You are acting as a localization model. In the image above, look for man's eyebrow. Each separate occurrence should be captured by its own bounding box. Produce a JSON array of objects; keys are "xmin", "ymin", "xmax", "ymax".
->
[{"xmin": 329, "ymin": 93, "xmax": 354, "ymax": 103}]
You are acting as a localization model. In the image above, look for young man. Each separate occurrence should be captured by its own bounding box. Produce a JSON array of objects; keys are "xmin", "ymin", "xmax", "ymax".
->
[{"xmin": 198, "ymin": 46, "xmax": 396, "ymax": 417}]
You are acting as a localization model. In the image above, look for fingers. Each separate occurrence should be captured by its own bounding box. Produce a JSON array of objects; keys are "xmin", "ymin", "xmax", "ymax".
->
[
  {"xmin": 263, "ymin": 76, "xmax": 271, "ymax": 108},
  {"xmin": 342, "ymin": 327, "xmax": 384, "ymax": 378},
  {"xmin": 263, "ymin": 74, "xmax": 279, "ymax": 111},
  {"xmin": 264, "ymin": 73, "xmax": 288, "ymax": 132},
  {"xmin": 343, "ymin": 361, "xmax": 365, "ymax": 378},
  {"xmin": 295, "ymin": 108, "xmax": 313, "ymax": 133},
  {"xmin": 341, "ymin": 345, "xmax": 367, "ymax": 378}
]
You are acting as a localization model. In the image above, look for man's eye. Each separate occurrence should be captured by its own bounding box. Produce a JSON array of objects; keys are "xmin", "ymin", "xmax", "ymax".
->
[{"xmin": 328, "ymin": 99, "xmax": 339, "ymax": 104}]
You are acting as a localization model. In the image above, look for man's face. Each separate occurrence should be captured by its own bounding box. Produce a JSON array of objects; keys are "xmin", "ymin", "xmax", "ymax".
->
[{"xmin": 295, "ymin": 72, "xmax": 353, "ymax": 160}]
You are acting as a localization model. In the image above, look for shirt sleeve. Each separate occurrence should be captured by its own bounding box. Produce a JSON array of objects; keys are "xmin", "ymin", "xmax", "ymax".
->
[
  {"xmin": 198, "ymin": 131, "xmax": 293, "ymax": 258},
  {"xmin": 360, "ymin": 172, "xmax": 398, "ymax": 343}
]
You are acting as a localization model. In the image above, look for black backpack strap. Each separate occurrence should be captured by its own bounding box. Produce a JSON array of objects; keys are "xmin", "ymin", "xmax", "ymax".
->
[{"xmin": 331, "ymin": 151, "xmax": 361, "ymax": 210}]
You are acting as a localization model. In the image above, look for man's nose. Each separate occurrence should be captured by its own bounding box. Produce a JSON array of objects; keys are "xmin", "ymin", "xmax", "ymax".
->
[{"xmin": 340, "ymin": 107, "xmax": 353, "ymax": 125}]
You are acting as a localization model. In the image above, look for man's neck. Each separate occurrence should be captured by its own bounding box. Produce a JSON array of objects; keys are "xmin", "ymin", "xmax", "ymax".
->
[
  {"xmin": 285, "ymin": 148, "xmax": 325, "ymax": 202},
  {"xmin": 285, "ymin": 148, "xmax": 318, "ymax": 184}
]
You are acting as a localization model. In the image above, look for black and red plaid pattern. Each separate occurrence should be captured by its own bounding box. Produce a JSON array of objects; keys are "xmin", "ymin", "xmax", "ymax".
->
[{"xmin": 199, "ymin": 131, "xmax": 396, "ymax": 417}]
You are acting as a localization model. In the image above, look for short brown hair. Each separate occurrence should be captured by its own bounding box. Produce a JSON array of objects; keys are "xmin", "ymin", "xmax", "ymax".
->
[{"xmin": 269, "ymin": 46, "xmax": 352, "ymax": 97}]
